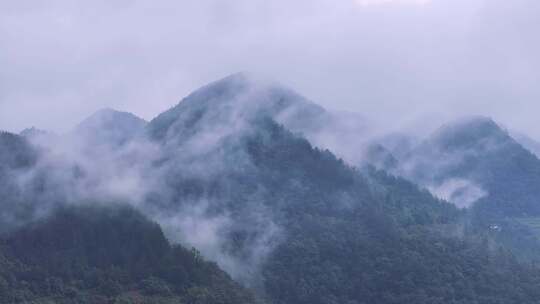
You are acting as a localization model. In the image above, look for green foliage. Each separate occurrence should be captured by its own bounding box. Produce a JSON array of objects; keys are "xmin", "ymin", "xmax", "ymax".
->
[
  {"xmin": 5, "ymin": 105, "xmax": 540, "ymax": 304},
  {"xmin": 401, "ymin": 118, "xmax": 540, "ymax": 261},
  {"xmin": 0, "ymin": 131, "xmax": 37, "ymax": 169},
  {"xmin": 263, "ymin": 212, "xmax": 540, "ymax": 304},
  {"xmin": 153, "ymin": 117, "xmax": 540, "ymax": 304},
  {"xmin": 0, "ymin": 205, "xmax": 257, "ymax": 304}
]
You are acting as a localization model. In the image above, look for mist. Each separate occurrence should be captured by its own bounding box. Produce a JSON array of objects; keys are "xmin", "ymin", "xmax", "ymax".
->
[
  {"xmin": 1, "ymin": 0, "xmax": 540, "ymax": 139},
  {"xmin": 0, "ymin": 78, "xmax": 310, "ymax": 286},
  {"xmin": 4, "ymin": 2, "xmax": 540, "ymax": 302}
]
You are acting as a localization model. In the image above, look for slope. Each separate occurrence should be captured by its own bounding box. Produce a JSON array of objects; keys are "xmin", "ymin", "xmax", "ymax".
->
[
  {"xmin": 401, "ymin": 116, "xmax": 540, "ymax": 215},
  {"xmin": 0, "ymin": 204, "xmax": 258, "ymax": 304},
  {"xmin": 142, "ymin": 76, "xmax": 540, "ymax": 303},
  {"xmin": 75, "ymin": 108, "xmax": 148, "ymax": 147}
]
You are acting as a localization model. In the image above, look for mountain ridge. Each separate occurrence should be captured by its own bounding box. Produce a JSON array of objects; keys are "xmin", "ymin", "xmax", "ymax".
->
[
  {"xmin": 75, "ymin": 108, "xmax": 148, "ymax": 146},
  {"xmin": 3, "ymin": 76, "xmax": 540, "ymax": 303}
]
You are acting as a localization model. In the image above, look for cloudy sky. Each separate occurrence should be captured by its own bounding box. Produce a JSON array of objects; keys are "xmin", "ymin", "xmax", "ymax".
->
[{"xmin": 1, "ymin": 0, "xmax": 539, "ymax": 137}]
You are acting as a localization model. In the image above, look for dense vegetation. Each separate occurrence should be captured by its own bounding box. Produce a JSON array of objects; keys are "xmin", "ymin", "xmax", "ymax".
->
[
  {"xmin": 0, "ymin": 204, "xmax": 257, "ymax": 304},
  {"xmin": 0, "ymin": 131, "xmax": 37, "ymax": 169},
  {"xmin": 4, "ymin": 76, "xmax": 540, "ymax": 303},
  {"xmin": 148, "ymin": 108, "xmax": 540, "ymax": 303},
  {"xmin": 397, "ymin": 117, "xmax": 540, "ymax": 260},
  {"xmin": 0, "ymin": 132, "xmax": 41, "ymax": 231},
  {"xmin": 245, "ymin": 121, "xmax": 540, "ymax": 304},
  {"xmin": 405, "ymin": 117, "xmax": 540, "ymax": 217}
]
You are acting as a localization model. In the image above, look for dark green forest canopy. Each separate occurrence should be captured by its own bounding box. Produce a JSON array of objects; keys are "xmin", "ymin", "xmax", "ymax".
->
[
  {"xmin": 242, "ymin": 121, "xmax": 540, "ymax": 304},
  {"xmin": 406, "ymin": 117, "xmax": 540, "ymax": 217},
  {"xmin": 3, "ymin": 78, "xmax": 540, "ymax": 304},
  {"xmin": 397, "ymin": 118, "xmax": 540, "ymax": 261},
  {"xmin": 0, "ymin": 131, "xmax": 37, "ymax": 169},
  {"xmin": 147, "ymin": 116, "xmax": 540, "ymax": 304},
  {"xmin": 0, "ymin": 204, "xmax": 258, "ymax": 304}
]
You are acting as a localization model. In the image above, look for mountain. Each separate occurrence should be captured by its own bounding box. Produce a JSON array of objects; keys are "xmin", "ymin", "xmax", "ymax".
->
[
  {"xmin": 391, "ymin": 116, "xmax": 540, "ymax": 260},
  {"xmin": 0, "ymin": 116, "xmax": 258, "ymax": 304},
  {"xmin": 4, "ymin": 75, "xmax": 540, "ymax": 303},
  {"xmin": 0, "ymin": 110, "xmax": 149, "ymax": 233},
  {"xmin": 75, "ymin": 108, "xmax": 147, "ymax": 146},
  {"xmin": 20, "ymin": 127, "xmax": 50, "ymax": 139},
  {"xmin": 362, "ymin": 143, "xmax": 399, "ymax": 171},
  {"xmin": 141, "ymin": 76, "xmax": 540, "ymax": 303},
  {"xmin": 376, "ymin": 132, "xmax": 419, "ymax": 161},
  {"xmin": 147, "ymin": 73, "xmax": 326, "ymax": 142},
  {"xmin": 146, "ymin": 73, "xmax": 370, "ymax": 164},
  {"xmin": 0, "ymin": 132, "xmax": 41, "ymax": 231},
  {"xmin": 511, "ymin": 130, "xmax": 540, "ymax": 158},
  {"xmin": 400, "ymin": 116, "xmax": 540, "ymax": 216},
  {"xmin": 0, "ymin": 204, "xmax": 257, "ymax": 304},
  {"xmin": 0, "ymin": 131, "xmax": 37, "ymax": 170}
]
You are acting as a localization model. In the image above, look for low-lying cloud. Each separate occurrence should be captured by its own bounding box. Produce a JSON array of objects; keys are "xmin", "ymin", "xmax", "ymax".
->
[{"xmin": 428, "ymin": 178, "xmax": 487, "ymax": 209}]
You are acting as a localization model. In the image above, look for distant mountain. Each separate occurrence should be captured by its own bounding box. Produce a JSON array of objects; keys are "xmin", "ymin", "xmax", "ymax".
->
[
  {"xmin": 75, "ymin": 108, "xmax": 147, "ymax": 146},
  {"xmin": 425, "ymin": 116, "xmax": 506, "ymax": 152},
  {"xmin": 375, "ymin": 132, "xmax": 419, "ymax": 161},
  {"xmin": 20, "ymin": 127, "xmax": 50, "ymax": 139},
  {"xmin": 400, "ymin": 116, "xmax": 540, "ymax": 216},
  {"xmin": 147, "ymin": 73, "xmax": 326, "ymax": 142},
  {"xmin": 389, "ymin": 116, "xmax": 540, "ymax": 260},
  {"xmin": 511, "ymin": 130, "xmax": 540, "ymax": 157},
  {"xmin": 147, "ymin": 73, "xmax": 370, "ymax": 164}
]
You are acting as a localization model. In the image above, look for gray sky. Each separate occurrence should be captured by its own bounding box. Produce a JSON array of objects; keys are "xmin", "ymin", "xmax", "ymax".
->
[{"xmin": 1, "ymin": 0, "xmax": 539, "ymax": 137}]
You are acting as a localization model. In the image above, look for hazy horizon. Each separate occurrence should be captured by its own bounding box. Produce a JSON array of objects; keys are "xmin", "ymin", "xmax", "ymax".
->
[{"xmin": 2, "ymin": 0, "xmax": 539, "ymax": 138}]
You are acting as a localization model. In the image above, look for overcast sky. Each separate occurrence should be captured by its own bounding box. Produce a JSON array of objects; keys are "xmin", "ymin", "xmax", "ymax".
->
[{"xmin": 1, "ymin": 0, "xmax": 539, "ymax": 137}]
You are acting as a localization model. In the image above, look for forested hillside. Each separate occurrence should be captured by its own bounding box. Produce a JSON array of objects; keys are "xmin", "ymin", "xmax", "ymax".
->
[
  {"xmin": 401, "ymin": 117, "xmax": 540, "ymax": 217},
  {"xmin": 3, "ymin": 75, "xmax": 540, "ymax": 303},
  {"xmin": 0, "ymin": 204, "xmax": 257, "ymax": 304},
  {"xmin": 226, "ymin": 120, "xmax": 540, "ymax": 304},
  {"xmin": 141, "ymin": 76, "xmax": 540, "ymax": 303},
  {"xmin": 388, "ymin": 117, "xmax": 540, "ymax": 260}
]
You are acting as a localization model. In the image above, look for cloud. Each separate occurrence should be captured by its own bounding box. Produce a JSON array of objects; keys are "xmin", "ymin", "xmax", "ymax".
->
[
  {"xmin": 428, "ymin": 178, "xmax": 487, "ymax": 208},
  {"xmin": 355, "ymin": 0, "xmax": 431, "ymax": 6},
  {"xmin": 1, "ymin": 0, "xmax": 540, "ymax": 140}
]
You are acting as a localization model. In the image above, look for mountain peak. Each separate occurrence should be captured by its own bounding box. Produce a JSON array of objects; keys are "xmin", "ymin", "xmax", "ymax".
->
[
  {"xmin": 182, "ymin": 72, "xmax": 299, "ymax": 108},
  {"xmin": 436, "ymin": 116, "xmax": 499, "ymax": 134},
  {"xmin": 92, "ymin": 107, "xmax": 120, "ymax": 116},
  {"xmin": 20, "ymin": 127, "xmax": 49, "ymax": 138},
  {"xmin": 75, "ymin": 108, "xmax": 147, "ymax": 145},
  {"xmin": 81, "ymin": 108, "xmax": 146, "ymax": 123},
  {"xmin": 442, "ymin": 115, "xmax": 497, "ymax": 129},
  {"xmin": 428, "ymin": 116, "xmax": 510, "ymax": 151},
  {"xmin": 187, "ymin": 72, "xmax": 252, "ymax": 101},
  {"xmin": 147, "ymin": 73, "xmax": 325, "ymax": 142}
]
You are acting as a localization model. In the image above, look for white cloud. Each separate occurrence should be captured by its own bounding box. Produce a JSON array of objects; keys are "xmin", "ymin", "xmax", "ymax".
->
[
  {"xmin": 355, "ymin": 0, "xmax": 431, "ymax": 6},
  {"xmin": 428, "ymin": 178, "xmax": 487, "ymax": 208},
  {"xmin": 1, "ymin": 0, "xmax": 540, "ymax": 139}
]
